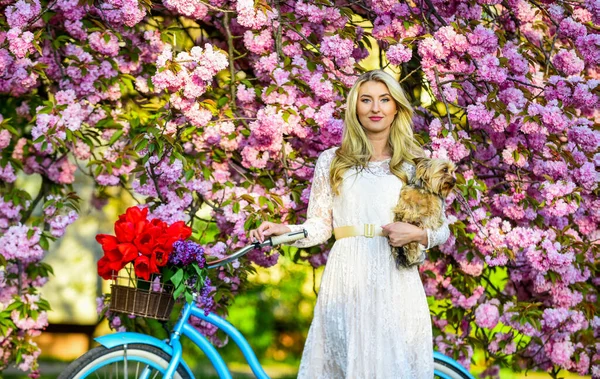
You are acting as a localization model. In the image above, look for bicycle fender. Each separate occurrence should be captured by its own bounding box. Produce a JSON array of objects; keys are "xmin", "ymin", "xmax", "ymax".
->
[
  {"xmin": 95, "ymin": 332, "xmax": 194, "ymax": 378},
  {"xmin": 433, "ymin": 351, "xmax": 475, "ymax": 379}
]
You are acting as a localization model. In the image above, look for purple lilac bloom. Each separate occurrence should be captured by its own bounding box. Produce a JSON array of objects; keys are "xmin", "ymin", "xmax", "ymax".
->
[
  {"xmin": 170, "ymin": 240, "xmax": 205, "ymax": 267},
  {"xmin": 199, "ymin": 278, "xmax": 215, "ymax": 316}
]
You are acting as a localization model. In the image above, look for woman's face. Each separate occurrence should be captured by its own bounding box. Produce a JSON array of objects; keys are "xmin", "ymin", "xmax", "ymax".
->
[{"xmin": 356, "ymin": 80, "xmax": 397, "ymax": 137}]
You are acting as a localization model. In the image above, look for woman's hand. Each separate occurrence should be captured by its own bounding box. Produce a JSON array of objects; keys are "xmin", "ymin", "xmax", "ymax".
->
[
  {"xmin": 381, "ymin": 222, "xmax": 428, "ymax": 247},
  {"xmin": 248, "ymin": 221, "xmax": 291, "ymax": 243}
]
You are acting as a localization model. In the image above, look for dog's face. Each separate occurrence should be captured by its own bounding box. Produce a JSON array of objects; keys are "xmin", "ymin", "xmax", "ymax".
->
[{"xmin": 414, "ymin": 158, "xmax": 457, "ymax": 198}]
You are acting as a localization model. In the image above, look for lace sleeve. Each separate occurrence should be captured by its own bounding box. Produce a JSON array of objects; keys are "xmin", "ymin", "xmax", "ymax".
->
[
  {"xmin": 286, "ymin": 149, "xmax": 335, "ymax": 247},
  {"xmin": 425, "ymin": 210, "xmax": 450, "ymax": 249}
]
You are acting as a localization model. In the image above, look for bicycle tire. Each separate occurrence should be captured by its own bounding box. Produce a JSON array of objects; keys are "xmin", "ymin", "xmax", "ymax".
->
[
  {"xmin": 58, "ymin": 343, "xmax": 191, "ymax": 379},
  {"xmin": 434, "ymin": 356, "xmax": 473, "ymax": 379}
]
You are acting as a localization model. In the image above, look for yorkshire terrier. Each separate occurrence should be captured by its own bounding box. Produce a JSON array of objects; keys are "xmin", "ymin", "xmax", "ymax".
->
[{"xmin": 391, "ymin": 158, "xmax": 456, "ymax": 268}]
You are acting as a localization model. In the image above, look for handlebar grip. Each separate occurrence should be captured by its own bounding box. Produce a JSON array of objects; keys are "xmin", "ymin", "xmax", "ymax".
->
[{"xmin": 269, "ymin": 229, "xmax": 307, "ymax": 246}]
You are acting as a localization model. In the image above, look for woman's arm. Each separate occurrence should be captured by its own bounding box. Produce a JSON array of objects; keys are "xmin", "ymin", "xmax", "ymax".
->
[
  {"xmin": 286, "ymin": 149, "xmax": 336, "ymax": 248},
  {"xmin": 382, "ymin": 213, "xmax": 450, "ymax": 249},
  {"xmin": 424, "ymin": 211, "xmax": 450, "ymax": 249}
]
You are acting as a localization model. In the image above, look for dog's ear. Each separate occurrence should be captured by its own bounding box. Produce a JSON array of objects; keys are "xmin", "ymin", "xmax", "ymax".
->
[
  {"xmin": 414, "ymin": 158, "xmax": 431, "ymax": 183},
  {"xmin": 412, "ymin": 157, "xmax": 424, "ymax": 167}
]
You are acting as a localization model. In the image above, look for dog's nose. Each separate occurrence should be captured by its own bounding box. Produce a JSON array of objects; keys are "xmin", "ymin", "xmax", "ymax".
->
[{"xmin": 450, "ymin": 177, "xmax": 456, "ymax": 184}]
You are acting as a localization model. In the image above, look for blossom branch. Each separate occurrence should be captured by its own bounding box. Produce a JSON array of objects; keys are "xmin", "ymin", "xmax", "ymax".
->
[
  {"xmin": 433, "ymin": 68, "xmax": 454, "ymax": 131},
  {"xmin": 223, "ymin": 12, "xmax": 237, "ymax": 108}
]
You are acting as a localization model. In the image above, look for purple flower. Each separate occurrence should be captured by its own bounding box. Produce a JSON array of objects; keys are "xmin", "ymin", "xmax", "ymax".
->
[
  {"xmin": 198, "ymin": 278, "xmax": 215, "ymax": 316},
  {"xmin": 170, "ymin": 240, "xmax": 205, "ymax": 267}
]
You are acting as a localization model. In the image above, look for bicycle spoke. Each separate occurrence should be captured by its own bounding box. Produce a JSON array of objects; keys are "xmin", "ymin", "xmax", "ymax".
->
[
  {"xmin": 124, "ymin": 346, "xmax": 128, "ymax": 379},
  {"xmin": 61, "ymin": 344, "xmax": 188, "ymax": 379}
]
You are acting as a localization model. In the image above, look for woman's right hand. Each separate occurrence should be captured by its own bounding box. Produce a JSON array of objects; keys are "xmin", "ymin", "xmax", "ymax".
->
[{"xmin": 248, "ymin": 222, "xmax": 291, "ymax": 243}]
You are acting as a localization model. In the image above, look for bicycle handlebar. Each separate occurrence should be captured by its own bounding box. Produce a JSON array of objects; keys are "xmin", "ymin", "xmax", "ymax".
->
[{"xmin": 206, "ymin": 229, "xmax": 307, "ymax": 269}]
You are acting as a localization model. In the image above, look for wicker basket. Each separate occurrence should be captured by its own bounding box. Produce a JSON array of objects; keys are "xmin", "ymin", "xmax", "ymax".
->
[{"xmin": 109, "ymin": 276, "xmax": 175, "ymax": 321}]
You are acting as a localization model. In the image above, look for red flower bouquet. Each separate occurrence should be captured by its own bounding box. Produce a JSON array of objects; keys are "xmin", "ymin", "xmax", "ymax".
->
[
  {"xmin": 96, "ymin": 206, "xmax": 215, "ymax": 321},
  {"xmin": 96, "ymin": 206, "xmax": 192, "ymax": 281}
]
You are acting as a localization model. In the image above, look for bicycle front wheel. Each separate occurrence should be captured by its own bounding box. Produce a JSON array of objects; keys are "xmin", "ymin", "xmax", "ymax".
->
[
  {"xmin": 434, "ymin": 355, "xmax": 473, "ymax": 379},
  {"xmin": 58, "ymin": 343, "xmax": 191, "ymax": 379}
]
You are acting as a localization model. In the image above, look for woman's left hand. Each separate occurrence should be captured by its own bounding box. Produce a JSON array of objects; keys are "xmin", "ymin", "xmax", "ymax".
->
[{"xmin": 381, "ymin": 222, "xmax": 428, "ymax": 247}]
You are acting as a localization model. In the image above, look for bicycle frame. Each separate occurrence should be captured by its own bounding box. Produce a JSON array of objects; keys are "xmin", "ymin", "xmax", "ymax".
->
[{"xmin": 163, "ymin": 300, "xmax": 268, "ymax": 379}]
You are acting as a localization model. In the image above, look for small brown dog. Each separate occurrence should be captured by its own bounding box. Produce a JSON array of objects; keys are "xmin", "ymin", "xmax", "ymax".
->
[{"xmin": 391, "ymin": 158, "xmax": 456, "ymax": 268}]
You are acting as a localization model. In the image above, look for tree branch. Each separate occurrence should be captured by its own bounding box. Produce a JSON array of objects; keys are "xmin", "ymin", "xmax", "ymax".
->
[
  {"xmin": 223, "ymin": 13, "xmax": 237, "ymax": 109},
  {"xmin": 20, "ymin": 177, "xmax": 50, "ymax": 224},
  {"xmin": 433, "ymin": 67, "xmax": 454, "ymax": 131}
]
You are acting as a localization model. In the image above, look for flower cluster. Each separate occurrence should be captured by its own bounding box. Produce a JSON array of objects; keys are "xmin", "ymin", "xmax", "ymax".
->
[{"xmin": 96, "ymin": 207, "xmax": 192, "ymax": 280}]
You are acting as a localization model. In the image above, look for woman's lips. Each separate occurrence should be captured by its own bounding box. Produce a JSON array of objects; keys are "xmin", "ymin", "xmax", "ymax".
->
[{"xmin": 369, "ymin": 117, "xmax": 383, "ymax": 121}]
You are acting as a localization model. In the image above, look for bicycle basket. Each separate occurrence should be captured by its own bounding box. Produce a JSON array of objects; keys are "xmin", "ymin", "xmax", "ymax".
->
[{"xmin": 109, "ymin": 276, "xmax": 175, "ymax": 321}]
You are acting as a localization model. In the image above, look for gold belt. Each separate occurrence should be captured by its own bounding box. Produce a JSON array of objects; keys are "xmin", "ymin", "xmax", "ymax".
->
[{"xmin": 334, "ymin": 224, "xmax": 385, "ymax": 239}]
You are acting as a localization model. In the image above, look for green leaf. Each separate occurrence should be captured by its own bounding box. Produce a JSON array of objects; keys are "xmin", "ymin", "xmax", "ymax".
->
[
  {"xmin": 39, "ymin": 236, "xmax": 49, "ymax": 251},
  {"xmin": 173, "ymin": 284, "xmax": 186, "ymax": 299},
  {"xmin": 259, "ymin": 196, "xmax": 268, "ymax": 207},
  {"xmin": 181, "ymin": 126, "xmax": 197, "ymax": 138},
  {"xmin": 217, "ymin": 97, "xmax": 228, "ymax": 107},
  {"xmin": 264, "ymin": 85, "xmax": 277, "ymax": 96},
  {"xmin": 109, "ymin": 130, "xmax": 124, "ymax": 145},
  {"xmin": 193, "ymin": 264, "xmax": 204, "ymax": 277},
  {"xmin": 171, "ymin": 270, "xmax": 184, "ymax": 287},
  {"xmin": 135, "ymin": 138, "xmax": 149, "ymax": 152},
  {"xmin": 184, "ymin": 169, "xmax": 195, "ymax": 182}
]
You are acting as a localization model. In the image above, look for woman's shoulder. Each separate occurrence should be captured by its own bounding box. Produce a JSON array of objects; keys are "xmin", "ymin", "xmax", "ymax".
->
[
  {"xmin": 400, "ymin": 160, "xmax": 416, "ymax": 179},
  {"xmin": 316, "ymin": 146, "xmax": 339, "ymax": 165},
  {"xmin": 321, "ymin": 146, "xmax": 339, "ymax": 157}
]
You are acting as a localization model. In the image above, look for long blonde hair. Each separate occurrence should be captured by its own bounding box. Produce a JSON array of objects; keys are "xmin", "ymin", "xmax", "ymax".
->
[{"xmin": 330, "ymin": 70, "xmax": 423, "ymax": 195}]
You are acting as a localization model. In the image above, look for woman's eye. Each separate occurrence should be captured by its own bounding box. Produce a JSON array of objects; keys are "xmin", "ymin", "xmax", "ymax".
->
[
  {"xmin": 381, "ymin": 98, "xmax": 390, "ymax": 102},
  {"xmin": 361, "ymin": 99, "xmax": 371, "ymax": 103}
]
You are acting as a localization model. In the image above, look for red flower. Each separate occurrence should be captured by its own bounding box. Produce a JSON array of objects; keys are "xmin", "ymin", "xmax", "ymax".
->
[
  {"xmin": 167, "ymin": 221, "xmax": 192, "ymax": 240},
  {"xmin": 133, "ymin": 255, "xmax": 158, "ymax": 280},
  {"xmin": 159, "ymin": 221, "xmax": 193, "ymax": 252},
  {"xmin": 117, "ymin": 243, "xmax": 139, "ymax": 262},
  {"xmin": 114, "ymin": 220, "xmax": 136, "ymax": 243},
  {"xmin": 96, "ymin": 234, "xmax": 118, "ymax": 252},
  {"xmin": 134, "ymin": 231, "xmax": 157, "ymax": 256},
  {"xmin": 153, "ymin": 246, "xmax": 170, "ymax": 267},
  {"xmin": 98, "ymin": 256, "xmax": 117, "ymax": 280},
  {"xmin": 114, "ymin": 207, "xmax": 148, "ymax": 243},
  {"xmin": 119, "ymin": 206, "xmax": 149, "ymax": 226}
]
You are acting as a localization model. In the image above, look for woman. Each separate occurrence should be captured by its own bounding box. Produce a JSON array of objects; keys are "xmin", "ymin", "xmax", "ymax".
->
[{"xmin": 249, "ymin": 70, "xmax": 450, "ymax": 378}]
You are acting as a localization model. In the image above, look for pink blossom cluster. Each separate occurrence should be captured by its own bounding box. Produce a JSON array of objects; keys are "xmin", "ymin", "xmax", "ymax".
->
[
  {"xmin": 162, "ymin": 0, "xmax": 208, "ymax": 19},
  {"xmin": 152, "ymin": 44, "xmax": 228, "ymax": 127},
  {"xmin": 386, "ymin": 44, "xmax": 412, "ymax": 65},
  {"xmin": 0, "ymin": 225, "xmax": 44, "ymax": 265}
]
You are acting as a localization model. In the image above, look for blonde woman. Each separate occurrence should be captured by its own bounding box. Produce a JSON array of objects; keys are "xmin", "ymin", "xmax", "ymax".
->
[{"xmin": 249, "ymin": 70, "xmax": 450, "ymax": 378}]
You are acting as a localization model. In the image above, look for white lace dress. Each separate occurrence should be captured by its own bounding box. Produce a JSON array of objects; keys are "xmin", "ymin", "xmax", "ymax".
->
[{"xmin": 288, "ymin": 147, "xmax": 450, "ymax": 379}]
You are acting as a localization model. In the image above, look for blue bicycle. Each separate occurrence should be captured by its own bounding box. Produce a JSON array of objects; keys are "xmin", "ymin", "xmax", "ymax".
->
[{"xmin": 59, "ymin": 230, "xmax": 474, "ymax": 379}]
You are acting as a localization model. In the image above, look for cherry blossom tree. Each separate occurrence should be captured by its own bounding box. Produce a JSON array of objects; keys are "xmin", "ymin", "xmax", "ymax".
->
[{"xmin": 0, "ymin": 0, "xmax": 598, "ymax": 377}]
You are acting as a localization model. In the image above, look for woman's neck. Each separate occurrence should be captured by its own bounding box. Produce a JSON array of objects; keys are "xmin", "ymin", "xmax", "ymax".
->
[{"xmin": 368, "ymin": 134, "xmax": 391, "ymax": 161}]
